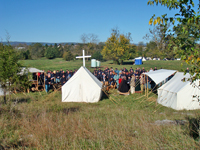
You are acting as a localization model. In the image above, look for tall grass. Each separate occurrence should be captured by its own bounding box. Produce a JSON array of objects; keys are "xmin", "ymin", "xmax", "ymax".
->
[
  {"xmin": 0, "ymin": 91, "xmax": 200, "ymax": 149},
  {"xmin": 0, "ymin": 58, "xmax": 197, "ymax": 149}
]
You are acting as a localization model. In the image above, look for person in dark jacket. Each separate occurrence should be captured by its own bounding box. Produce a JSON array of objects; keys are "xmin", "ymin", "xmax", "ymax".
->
[
  {"xmin": 56, "ymin": 70, "xmax": 60, "ymax": 83},
  {"xmin": 45, "ymin": 74, "xmax": 51, "ymax": 92},
  {"xmin": 60, "ymin": 74, "xmax": 66, "ymax": 86}
]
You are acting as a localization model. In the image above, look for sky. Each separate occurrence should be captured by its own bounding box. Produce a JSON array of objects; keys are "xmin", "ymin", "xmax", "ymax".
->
[{"xmin": 0, "ymin": 0, "xmax": 182, "ymax": 44}]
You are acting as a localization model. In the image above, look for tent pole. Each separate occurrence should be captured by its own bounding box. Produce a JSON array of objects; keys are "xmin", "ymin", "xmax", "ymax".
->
[
  {"xmin": 145, "ymin": 74, "xmax": 146, "ymax": 96},
  {"xmin": 147, "ymin": 76, "xmax": 148, "ymax": 98},
  {"xmin": 155, "ymin": 84, "xmax": 158, "ymax": 106},
  {"xmin": 44, "ymin": 72, "xmax": 45, "ymax": 91},
  {"xmin": 37, "ymin": 72, "xmax": 38, "ymax": 91}
]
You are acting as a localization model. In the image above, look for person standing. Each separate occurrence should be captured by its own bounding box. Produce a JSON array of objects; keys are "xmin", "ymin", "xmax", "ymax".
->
[
  {"xmin": 45, "ymin": 74, "xmax": 51, "ymax": 93},
  {"xmin": 56, "ymin": 70, "xmax": 60, "ymax": 83},
  {"xmin": 130, "ymin": 74, "xmax": 135, "ymax": 94},
  {"xmin": 113, "ymin": 72, "xmax": 119, "ymax": 88}
]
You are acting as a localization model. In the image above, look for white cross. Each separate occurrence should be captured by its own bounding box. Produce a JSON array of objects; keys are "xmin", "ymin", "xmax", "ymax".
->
[{"xmin": 76, "ymin": 50, "xmax": 91, "ymax": 67}]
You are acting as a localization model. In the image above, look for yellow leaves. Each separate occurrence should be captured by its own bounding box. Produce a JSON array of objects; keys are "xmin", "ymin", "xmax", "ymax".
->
[
  {"xmin": 153, "ymin": 19, "xmax": 157, "ymax": 25},
  {"xmin": 102, "ymin": 33, "xmax": 131, "ymax": 61},
  {"xmin": 149, "ymin": 18, "xmax": 153, "ymax": 25},
  {"xmin": 149, "ymin": 17, "xmax": 164, "ymax": 25}
]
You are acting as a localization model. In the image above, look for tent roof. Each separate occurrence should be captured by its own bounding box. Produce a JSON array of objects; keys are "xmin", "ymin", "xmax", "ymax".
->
[
  {"xmin": 143, "ymin": 69, "xmax": 177, "ymax": 85},
  {"xmin": 20, "ymin": 67, "xmax": 44, "ymax": 75}
]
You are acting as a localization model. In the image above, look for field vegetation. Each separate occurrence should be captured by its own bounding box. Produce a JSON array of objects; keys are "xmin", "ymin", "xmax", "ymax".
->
[
  {"xmin": 0, "ymin": 59, "xmax": 199, "ymax": 149},
  {"xmin": 19, "ymin": 58, "xmax": 190, "ymax": 72}
]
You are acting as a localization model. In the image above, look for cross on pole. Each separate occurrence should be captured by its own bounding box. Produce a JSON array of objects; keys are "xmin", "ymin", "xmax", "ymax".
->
[{"xmin": 76, "ymin": 50, "xmax": 91, "ymax": 67}]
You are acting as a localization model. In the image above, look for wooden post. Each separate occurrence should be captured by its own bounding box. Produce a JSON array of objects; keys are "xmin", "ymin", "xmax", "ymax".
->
[
  {"xmin": 44, "ymin": 72, "xmax": 46, "ymax": 91},
  {"xmin": 145, "ymin": 74, "xmax": 146, "ymax": 96},
  {"xmin": 147, "ymin": 76, "xmax": 148, "ymax": 98},
  {"xmin": 36, "ymin": 72, "xmax": 38, "ymax": 90}
]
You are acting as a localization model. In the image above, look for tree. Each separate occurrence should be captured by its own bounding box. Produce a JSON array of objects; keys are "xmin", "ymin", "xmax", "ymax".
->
[
  {"xmin": 45, "ymin": 47, "xmax": 56, "ymax": 59},
  {"xmin": 92, "ymin": 51, "xmax": 103, "ymax": 61},
  {"xmin": 29, "ymin": 43, "xmax": 44, "ymax": 59},
  {"xmin": 0, "ymin": 44, "xmax": 21, "ymax": 104},
  {"xmin": 148, "ymin": 0, "xmax": 200, "ymax": 80},
  {"xmin": 101, "ymin": 30, "xmax": 132, "ymax": 65}
]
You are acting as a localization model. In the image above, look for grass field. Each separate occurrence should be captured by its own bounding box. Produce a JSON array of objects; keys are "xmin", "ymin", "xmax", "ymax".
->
[
  {"xmin": 19, "ymin": 57, "xmax": 190, "ymax": 72},
  {"xmin": 0, "ymin": 58, "xmax": 199, "ymax": 149}
]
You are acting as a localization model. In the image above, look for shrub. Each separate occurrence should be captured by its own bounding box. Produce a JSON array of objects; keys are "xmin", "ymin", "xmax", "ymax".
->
[{"xmin": 63, "ymin": 51, "xmax": 74, "ymax": 61}]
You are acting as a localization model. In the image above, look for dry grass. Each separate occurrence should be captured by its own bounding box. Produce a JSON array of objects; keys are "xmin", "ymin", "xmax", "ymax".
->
[{"xmin": 0, "ymin": 91, "xmax": 200, "ymax": 149}]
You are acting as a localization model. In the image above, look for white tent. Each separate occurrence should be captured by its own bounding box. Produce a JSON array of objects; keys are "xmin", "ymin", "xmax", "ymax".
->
[
  {"xmin": 142, "ymin": 57, "xmax": 146, "ymax": 61},
  {"xmin": 62, "ymin": 66, "xmax": 102, "ymax": 103},
  {"xmin": 157, "ymin": 72, "xmax": 200, "ymax": 110},
  {"xmin": 0, "ymin": 85, "xmax": 4, "ymax": 96},
  {"xmin": 19, "ymin": 67, "xmax": 44, "ymax": 75},
  {"xmin": 143, "ymin": 69, "xmax": 177, "ymax": 85}
]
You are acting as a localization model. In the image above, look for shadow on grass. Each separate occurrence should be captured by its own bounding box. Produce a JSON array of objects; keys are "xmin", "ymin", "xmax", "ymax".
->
[
  {"xmin": 186, "ymin": 117, "xmax": 200, "ymax": 140},
  {"xmin": 100, "ymin": 91, "xmax": 109, "ymax": 101},
  {"xmin": 11, "ymin": 98, "xmax": 31, "ymax": 103},
  {"xmin": 123, "ymin": 61, "xmax": 134, "ymax": 65},
  {"xmin": 62, "ymin": 107, "xmax": 80, "ymax": 115}
]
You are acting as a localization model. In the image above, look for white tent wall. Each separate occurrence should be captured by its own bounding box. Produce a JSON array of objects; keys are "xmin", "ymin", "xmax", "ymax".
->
[
  {"xmin": 157, "ymin": 72, "xmax": 200, "ymax": 110},
  {"xmin": 0, "ymin": 86, "xmax": 4, "ymax": 96},
  {"xmin": 62, "ymin": 66, "xmax": 102, "ymax": 103}
]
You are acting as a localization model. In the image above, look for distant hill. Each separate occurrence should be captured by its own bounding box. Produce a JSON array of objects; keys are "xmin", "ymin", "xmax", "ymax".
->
[
  {"xmin": 1, "ymin": 41, "xmax": 146, "ymax": 46},
  {"xmin": 2, "ymin": 41, "xmax": 78, "ymax": 46}
]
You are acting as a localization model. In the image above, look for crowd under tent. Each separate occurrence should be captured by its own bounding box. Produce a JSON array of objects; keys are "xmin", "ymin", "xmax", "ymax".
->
[
  {"xmin": 20, "ymin": 67, "xmax": 44, "ymax": 91},
  {"xmin": 62, "ymin": 66, "xmax": 102, "ymax": 103},
  {"xmin": 157, "ymin": 72, "xmax": 200, "ymax": 110}
]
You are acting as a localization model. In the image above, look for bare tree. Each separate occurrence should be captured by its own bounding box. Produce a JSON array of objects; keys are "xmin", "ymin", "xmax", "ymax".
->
[
  {"xmin": 80, "ymin": 33, "xmax": 99, "ymax": 60},
  {"xmin": 5, "ymin": 30, "xmax": 11, "ymax": 44},
  {"xmin": 143, "ymin": 24, "xmax": 169, "ymax": 51},
  {"xmin": 80, "ymin": 33, "xmax": 88, "ymax": 44}
]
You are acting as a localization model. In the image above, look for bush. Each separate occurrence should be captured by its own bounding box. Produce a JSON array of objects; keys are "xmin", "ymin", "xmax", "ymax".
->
[{"xmin": 63, "ymin": 51, "xmax": 74, "ymax": 61}]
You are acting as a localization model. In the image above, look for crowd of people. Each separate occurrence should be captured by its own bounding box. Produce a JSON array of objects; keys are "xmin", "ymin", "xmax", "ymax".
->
[
  {"xmin": 93, "ymin": 66, "xmax": 159, "ymax": 94},
  {"xmin": 34, "ymin": 69, "xmax": 78, "ymax": 92},
  {"xmin": 35, "ymin": 66, "xmax": 160, "ymax": 93},
  {"xmin": 33, "ymin": 66, "xmax": 190, "ymax": 94}
]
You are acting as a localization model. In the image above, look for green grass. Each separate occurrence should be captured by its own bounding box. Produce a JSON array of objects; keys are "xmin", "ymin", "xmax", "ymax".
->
[
  {"xmin": 0, "ymin": 58, "xmax": 198, "ymax": 149},
  {"xmin": 19, "ymin": 57, "xmax": 190, "ymax": 72}
]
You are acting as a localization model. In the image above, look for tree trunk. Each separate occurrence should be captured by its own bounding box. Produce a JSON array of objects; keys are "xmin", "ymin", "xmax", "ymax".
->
[
  {"xmin": 4, "ymin": 89, "xmax": 6, "ymax": 104},
  {"xmin": 113, "ymin": 60, "xmax": 120, "ymax": 65},
  {"xmin": 120, "ymin": 60, "xmax": 123, "ymax": 65}
]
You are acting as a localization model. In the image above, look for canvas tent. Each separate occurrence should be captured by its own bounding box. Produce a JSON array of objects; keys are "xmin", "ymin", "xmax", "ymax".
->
[
  {"xmin": 0, "ymin": 85, "xmax": 4, "ymax": 96},
  {"xmin": 143, "ymin": 69, "xmax": 177, "ymax": 85},
  {"xmin": 62, "ymin": 66, "xmax": 102, "ymax": 103},
  {"xmin": 20, "ymin": 67, "xmax": 44, "ymax": 75},
  {"xmin": 157, "ymin": 72, "xmax": 200, "ymax": 110}
]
